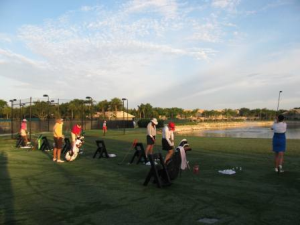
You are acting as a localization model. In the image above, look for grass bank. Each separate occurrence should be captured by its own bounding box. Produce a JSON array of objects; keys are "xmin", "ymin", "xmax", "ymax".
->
[{"xmin": 0, "ymin": 129, "xmax": 299, "ymax": 225}]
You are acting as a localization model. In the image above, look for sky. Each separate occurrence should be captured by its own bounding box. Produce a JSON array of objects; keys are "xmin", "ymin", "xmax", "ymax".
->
[{"xmin": 0, "ymin": 0, "xmax": 299, "ymax": 110}]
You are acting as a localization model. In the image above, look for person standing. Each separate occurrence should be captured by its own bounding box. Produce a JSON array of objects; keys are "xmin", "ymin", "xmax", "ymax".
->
[
  {"xmin": 102, "ymin": 120, "xmax": 107, "ymax": 136},
  {"xmin": 162, "ymin": 122, "xmax": 175, "ymax": 163},
  {"xmin": 20, "ymin": 119, "xmax": 28, "ymax": 146},
  {"xmin": 53, "ymin": 118, "xmax": 64, "ymax": 163},
  {"xmin": 145, "ymin": 118, "xmax": 158, "ymax": 157},
  {"xmin": 71, "ymin": 123, "xmax": 82, "ymax": 147},
  {"xmin": 271, "ymin": 115, "xmax": 287, "ymax": 173}
]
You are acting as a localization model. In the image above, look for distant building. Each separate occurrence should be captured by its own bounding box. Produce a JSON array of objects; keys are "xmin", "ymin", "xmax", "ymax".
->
[{"xmin": 94, "ymin": 111, "xmax": 135, "ymax": 120}]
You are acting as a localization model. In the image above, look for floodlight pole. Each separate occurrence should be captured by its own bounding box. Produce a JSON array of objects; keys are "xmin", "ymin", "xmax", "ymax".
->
[
  {"xmin": 43, "ymin": 94, "xmax": 50, "ymax": 131},
  {"xmin": 86, "ymin": 96, "xmax": 93, "ymax": 130},
  {"xmin": 10, "ymin": 99, "xmax": 17, "ymax": 138},
  {"xmin": 29, "ymin": 97, "xmax": 32, "ymax": 141},
  {"xmin": 276, "ymin": 91, "xmax": 282, "ymax": 114},
  {"xmin": 122, "ymin": 98, "xmax": 128, "ymax": 134}
]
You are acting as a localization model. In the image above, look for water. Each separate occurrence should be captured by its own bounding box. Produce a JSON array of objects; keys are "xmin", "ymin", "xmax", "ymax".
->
[{"xmin": 183, "ymin": 126, "xmax": 300, "ymax": 139}]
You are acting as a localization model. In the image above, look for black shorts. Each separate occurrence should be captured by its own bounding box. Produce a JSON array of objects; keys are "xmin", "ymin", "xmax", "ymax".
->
[
  {"xmin": 162, "ymin": 138, "xmax": 173, "ymax": 151},
  {"xmin": 147, "ymin": 135, "xmax": 155, "ymax": 145},
  {"xmin": 54, "ymin": 137, "xmax": 63, "ymax": 149}
]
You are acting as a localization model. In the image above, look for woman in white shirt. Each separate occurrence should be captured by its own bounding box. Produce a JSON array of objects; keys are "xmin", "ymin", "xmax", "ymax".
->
[
  {"xmin": 145, "ymin": 118, "xmax": 158, "ymax": 157},
  {"xmin": 162, "ymin": 122, "xmax": 175, "ymax": 163},
  {"xmin": 271, "ymin": 115, "xmax": 287, "ymax": 173}
]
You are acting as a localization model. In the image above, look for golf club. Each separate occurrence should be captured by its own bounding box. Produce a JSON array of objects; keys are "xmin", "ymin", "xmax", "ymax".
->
[{"xmin": 117, "ymin": 139, "xmax": 138, "ymax": 165}]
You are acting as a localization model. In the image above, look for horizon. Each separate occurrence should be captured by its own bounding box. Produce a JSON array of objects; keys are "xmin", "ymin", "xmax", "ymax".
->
[{"xmin": 1, "ymin": 0, "xmax": 300, "ymax": 110}]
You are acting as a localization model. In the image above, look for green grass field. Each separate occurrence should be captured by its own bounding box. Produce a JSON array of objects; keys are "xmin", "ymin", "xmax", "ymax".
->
[{"xmin": 1, "ymin": 129, "xmax": 300, "ymax": 225}]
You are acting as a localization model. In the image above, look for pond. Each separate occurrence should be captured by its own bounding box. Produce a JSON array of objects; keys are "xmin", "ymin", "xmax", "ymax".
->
[{"xmin": 182, "ymin": 126, "xmax": 300, "ymax": 139}]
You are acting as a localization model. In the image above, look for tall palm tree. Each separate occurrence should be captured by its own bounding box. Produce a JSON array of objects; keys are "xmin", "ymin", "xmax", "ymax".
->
[
  {"xmin": 68, "ymin": 103, "xmax": 77, "ymax": 119},
  {"xmin": 97, "ymin": 100, "xmax": 109, "ymax": 119},
  {"xmin": 109, "ymin": 98, "xmax": 122, "ymax": 117}
]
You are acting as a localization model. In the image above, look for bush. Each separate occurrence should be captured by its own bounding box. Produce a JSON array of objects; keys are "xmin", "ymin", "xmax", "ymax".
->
[{"xmin": 137, "ymin": 119, "xmax": 164, "ymax": 128}]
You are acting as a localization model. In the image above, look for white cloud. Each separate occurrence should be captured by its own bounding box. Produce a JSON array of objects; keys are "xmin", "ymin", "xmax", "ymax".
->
[
  {"xmin": 0, "ymin": 33, "xmax": 12, "ymax": 43},
  {"xmin": 123, "ymin": 0, "xmax": 179, "ymax": 19},
  {"xmin": 211, "ymin": 0, "xmax": 240, "ymax": 10}
]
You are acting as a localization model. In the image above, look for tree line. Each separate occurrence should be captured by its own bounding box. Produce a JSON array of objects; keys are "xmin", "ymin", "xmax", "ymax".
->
[{"xmin": 0, "ymin": 98, "xmax": 289, "ymax": 120}]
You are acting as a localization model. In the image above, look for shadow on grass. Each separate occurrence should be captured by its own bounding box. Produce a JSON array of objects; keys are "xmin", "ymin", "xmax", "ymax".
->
[{"xmin": 0, "ymin": 152, "xmax": 15, "ymax": 224}]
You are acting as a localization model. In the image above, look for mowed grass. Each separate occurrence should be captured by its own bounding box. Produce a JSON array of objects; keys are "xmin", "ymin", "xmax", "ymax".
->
[{"xmin": 1, "ymin": 129, "xmax": 300, "ymax": 225}]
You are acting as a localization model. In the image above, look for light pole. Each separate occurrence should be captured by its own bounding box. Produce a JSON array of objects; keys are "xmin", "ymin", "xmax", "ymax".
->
[
  {"xmin": 86, "ymin": 96, "xmax": 93, "ymax": 130},
  {"xmin": 276, "ymin": 91, "xmax": 282, "ymax": 114},
  {"xmin": 43, "ymin": 94, "xmax": 50, "ymax": 131},
  {"xmin": 20, "ymin": 102, "xmax": 26, "ymax": 120},
  {"xmin": 122, "ymin": 98, "xmax": 128, "ymax": 134},
  {"xmin": 9, "ymin": 99, "xmax": 17, "ymax": 138}
]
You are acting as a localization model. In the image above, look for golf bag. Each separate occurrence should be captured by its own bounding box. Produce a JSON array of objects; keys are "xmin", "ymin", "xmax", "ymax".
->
[
  {"xmin": 65, "ymin": 136, "xmax": 84, "ymax": 162},
  {"xmin": 161, "ymin": 139, "xmax": 192, "ymax": 181}
]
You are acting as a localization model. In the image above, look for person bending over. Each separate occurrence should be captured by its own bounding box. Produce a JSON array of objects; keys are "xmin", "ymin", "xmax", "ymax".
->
[
  {"xmin": 71, "ymin": 123, "xmax": 82, "ymax": 147},
  {"xmin": 162, "ymin": 122, "xmax": 175, "ymax": 163}
]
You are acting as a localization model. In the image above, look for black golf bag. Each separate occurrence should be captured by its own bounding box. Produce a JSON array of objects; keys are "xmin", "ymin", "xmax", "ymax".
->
[{"xmin": 161, "ymin": 139, "xmax": 192, "ymax": 181}]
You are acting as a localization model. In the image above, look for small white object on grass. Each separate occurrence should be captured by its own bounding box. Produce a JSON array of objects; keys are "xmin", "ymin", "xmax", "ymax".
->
[{"xmin": 218, "ymin": 169, "xmax": 236, "ymax": 175}]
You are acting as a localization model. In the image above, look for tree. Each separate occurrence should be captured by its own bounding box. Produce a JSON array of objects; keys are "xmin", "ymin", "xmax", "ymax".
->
[
  {"xmin": 137, "ymin": 104, "xmax": 146, "ymax": 118},
  {"xmin": 2, "ymin": 106, "xmax": 11, "ymax": 119},
  {"xmin": 0, "ymin": 99, "xmax": 8, "ymax": 118},
  {"xmin": 96, "ymin": 100, "xmax": 109, "ymax": 119},
  {"xmin": 68, "ymin": 103, "xmax": 77, "ymax": 119},
  {"xmin": 109, "ymin": 98, "xmax": 123, "ymax": 116},
  {"xmin": 239, "ymin": 108, "xmax": 250, "ymax": 117},
  {"xmin": 31, "ymin": 101, "xmax": 49, "ymax": 120}
]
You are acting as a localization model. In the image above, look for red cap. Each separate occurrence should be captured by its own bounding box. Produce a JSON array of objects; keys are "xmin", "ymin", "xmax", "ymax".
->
[{"xmin": 168, "ymin": 122, "xmax": 175, "ymax": 130}]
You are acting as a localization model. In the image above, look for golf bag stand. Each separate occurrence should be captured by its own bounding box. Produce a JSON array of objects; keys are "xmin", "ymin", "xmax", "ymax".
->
[
  {"xmin": 143, "ymin": 153, "xmax": 171, "ymax": 188},
  {"xmin": 129, "ymin": 142, "xmax": 148, "ymax": 164},
  {"xmin": 93, "ymin": 140, "xmax": 109, "ymax": 158},
  {"xmin": 62, "ymin": 138, "xmax": 72, "ymax": 154},
  {"xmin": 40, "ymin": 136, "xmax": 52, "ymax": 151}
]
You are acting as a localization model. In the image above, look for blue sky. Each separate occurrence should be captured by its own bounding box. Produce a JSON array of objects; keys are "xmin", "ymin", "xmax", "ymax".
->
[{"xmin": 0, "ymin": 0, "xmax": 299, "ymax": 110}]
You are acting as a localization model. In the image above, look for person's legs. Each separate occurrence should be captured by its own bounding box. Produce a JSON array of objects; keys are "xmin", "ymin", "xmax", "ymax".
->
[
  {"xmin": 149, "ymin": 145, "xmax": 154, "ymax": 155},
  {"xmin": 21, "ymin": 136, "xmax": 27, "ymax": 146},
  {"xmin": 53, "ymin": 148, "xmax": 57, "ymax": 161},
  {"xmin": 164, "ymin": 149, "xmax": 174, "ymax": 163},
  {"xmin": 274, "ymin": 152, "xmax": 284, "ymax": 172},
  {"xmin": 146, "ymin": 145, "xmax": 154, "ymax": 156},
  {"xmin": 24, "ymin": 136, "xmax": 28, "ymax": 145},
  {"xmin": 146, "ymin": 135, "xmax": 155, "ymax": 157},
  {"xmin": 57, "ymin": 148, "xmax": 62, "ymax": 161},
  {"xmin": 56, "ymin": 138, "xmax": 64, "ymax": 163},
  {"xmin": 278, "ymin": 152, "xmax": 284, "ymax": 167}
]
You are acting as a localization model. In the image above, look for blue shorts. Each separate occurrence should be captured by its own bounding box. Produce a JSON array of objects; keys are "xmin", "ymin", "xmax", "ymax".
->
[{"xmin": 272, "ymin": 133, "xmax": 286, "ymax": 153}]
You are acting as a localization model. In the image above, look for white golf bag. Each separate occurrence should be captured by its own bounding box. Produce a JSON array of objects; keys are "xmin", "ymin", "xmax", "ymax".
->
[{"xmin": 65, "ymin": 136, "xmax": 84, "ymax": 162}]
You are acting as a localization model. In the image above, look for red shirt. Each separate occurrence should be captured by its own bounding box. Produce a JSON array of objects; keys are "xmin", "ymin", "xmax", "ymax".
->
[{"xmin": 71, "ymin": 125, "xmax": 82, "ymax": 136}]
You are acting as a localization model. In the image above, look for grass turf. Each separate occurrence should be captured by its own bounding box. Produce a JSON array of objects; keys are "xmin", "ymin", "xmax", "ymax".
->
[{"xmin": 1, "ymin": 129, "xmax": 300, "ymax": 225}]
